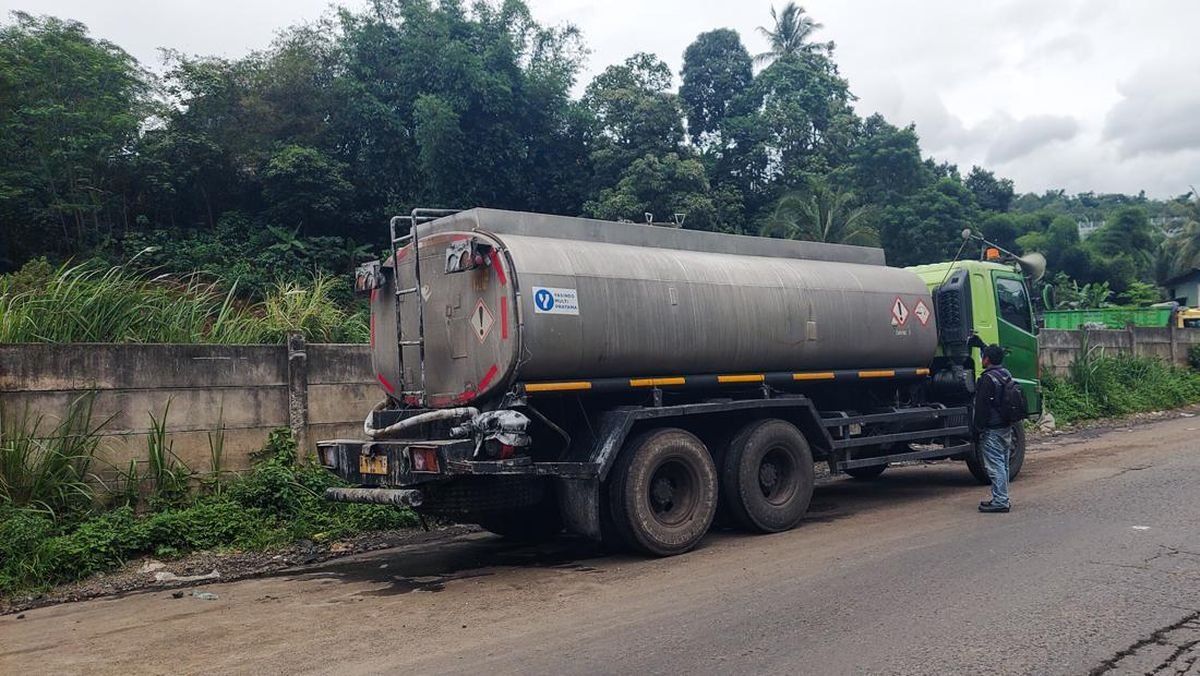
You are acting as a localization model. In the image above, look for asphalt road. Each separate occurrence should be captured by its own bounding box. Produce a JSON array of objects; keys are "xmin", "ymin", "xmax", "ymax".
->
[{"xmin": 3, "ymin": 414, "xmax": 1200, "ymax": 675}]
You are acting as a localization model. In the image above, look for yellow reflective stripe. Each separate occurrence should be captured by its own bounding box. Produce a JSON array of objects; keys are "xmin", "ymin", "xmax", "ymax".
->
[
  {"xmin": 858, "ymin": 370, "xmax": 896, "ymax": 379},
  {"xmin": 793, "ymin": 372, "xmax": 836, "ymax": 381},
  {"xmin": 717, "ymin": 374, "xmax": 765, "ymax": 383},
  {"xmin": 524, "ymin": 381, "xmax": 592, "ymax": 392},
  {"xmin": 630, "ymin": 377, "xmax": 687, "ymax": 387},
  {"xmin": 916, "ymin": 368, "xmax": 930, "ymax": 376}
]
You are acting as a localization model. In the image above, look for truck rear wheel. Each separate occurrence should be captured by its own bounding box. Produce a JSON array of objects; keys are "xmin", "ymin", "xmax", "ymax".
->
[
  {"xmin": 607, "ymin": 427, "xmax": 717, "ymax": 557},
  {"xmin": 721, "ymin": 419, "xmax": 814, "ymax": 533},
  {"xmin": 966, "ymin": 425, "xmax": 1026, "ymax": 484}
]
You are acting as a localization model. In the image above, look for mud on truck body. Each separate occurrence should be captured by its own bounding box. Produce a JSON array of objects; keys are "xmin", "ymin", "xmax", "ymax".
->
[{"xmin": 318, "ymin": 208, "xmax": 1043, "ymax": 556}]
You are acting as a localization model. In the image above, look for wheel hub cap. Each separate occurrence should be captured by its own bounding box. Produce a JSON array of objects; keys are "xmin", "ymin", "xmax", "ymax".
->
[{"xmin": 651, "ymin": 476, "xmax": 674, "ymax": 510}]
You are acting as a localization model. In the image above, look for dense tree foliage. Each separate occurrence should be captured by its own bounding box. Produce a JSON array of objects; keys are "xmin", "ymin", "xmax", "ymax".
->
[{"xmin": 0, "ymin": 0, "xmax": 1195, "ymax": 311}]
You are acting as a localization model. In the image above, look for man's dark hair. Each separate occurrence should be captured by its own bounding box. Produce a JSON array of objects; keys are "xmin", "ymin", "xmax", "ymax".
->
[{"xmin": 982, "ymin": 345, "xmax": 1005, "ymax": 365}]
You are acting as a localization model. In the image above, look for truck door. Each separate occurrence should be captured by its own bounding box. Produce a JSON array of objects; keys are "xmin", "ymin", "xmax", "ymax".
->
[{"xmin": 991, "ymin": 272, "xmax": 1041, "ymax": 415}]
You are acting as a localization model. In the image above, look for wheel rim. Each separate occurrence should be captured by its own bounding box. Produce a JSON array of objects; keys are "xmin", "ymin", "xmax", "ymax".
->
[
  {"xmin": 647, "ymin": 457, "xmax": 699, "ymax": 527},
  {"xmin": 757, "ymin": 446, "xmax": 798, "ymax": 506}
]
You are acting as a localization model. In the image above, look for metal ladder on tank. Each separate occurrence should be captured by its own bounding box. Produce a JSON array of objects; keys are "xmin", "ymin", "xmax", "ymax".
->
[{"xmin": 388, "ymin": 208, "xmax": 460, "ymax": 408}]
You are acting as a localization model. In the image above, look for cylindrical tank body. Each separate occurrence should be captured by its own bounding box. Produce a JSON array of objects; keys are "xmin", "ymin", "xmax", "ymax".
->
[{"xmin": 372, "ymin": 209, "xmax": 938, "ymax": 407}]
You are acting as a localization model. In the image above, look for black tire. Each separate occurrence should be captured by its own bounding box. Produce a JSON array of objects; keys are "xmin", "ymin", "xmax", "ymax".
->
[
  {"xmin": 607, "ymin": 427, "xmax": 718, "ymax": 557},
  {"xmin": 844, "ymin": 464, "xmax": 888, "ymax": 480},
  {"xmin": 721, "ymin": 419, "xmax": 815, "ymax": 533},
  {"xmin": 966, "ymin": 425, "xmax": 1026, "ymax": 484},
  {"xmin": 477, "ymin": 503, "xmax": 563, "ymax": 542}
]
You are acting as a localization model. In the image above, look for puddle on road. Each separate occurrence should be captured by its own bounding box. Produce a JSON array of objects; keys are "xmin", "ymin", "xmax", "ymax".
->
[{"xmin": 283, "ymin": 536, "xmax": 610, "ymax": 596}]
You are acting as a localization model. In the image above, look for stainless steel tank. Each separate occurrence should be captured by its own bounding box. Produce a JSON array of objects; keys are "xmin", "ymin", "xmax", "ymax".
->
[{"xmin": 371, "ymin": 209, "xmax": 939, "ymax": 407}]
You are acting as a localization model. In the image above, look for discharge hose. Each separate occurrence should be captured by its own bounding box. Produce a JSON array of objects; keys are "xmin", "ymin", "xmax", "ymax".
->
[{"xmin": 363, "ymin": 400, "xmax": 479, "ymax": 439}]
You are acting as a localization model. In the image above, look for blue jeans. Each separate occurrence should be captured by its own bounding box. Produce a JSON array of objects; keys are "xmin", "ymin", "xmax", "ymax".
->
[{"xmin": 981, "ymin": 427, "xmax": 1012, "ymax": 508}]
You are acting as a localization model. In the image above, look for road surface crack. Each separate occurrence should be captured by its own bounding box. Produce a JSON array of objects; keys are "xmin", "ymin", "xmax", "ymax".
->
[
  {"xmin": 1089, "ymin": 611, "xmax": 1200, "ymax": 675},
  {"xmin": 1146, "ymin": 546, "xmax": 1200, "ymax": 564}
]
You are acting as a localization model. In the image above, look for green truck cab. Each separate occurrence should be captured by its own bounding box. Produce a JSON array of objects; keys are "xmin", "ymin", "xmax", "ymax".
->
[{"xmin": 909, "ymin": 260, "xmax": 1042, "ymax": 417}]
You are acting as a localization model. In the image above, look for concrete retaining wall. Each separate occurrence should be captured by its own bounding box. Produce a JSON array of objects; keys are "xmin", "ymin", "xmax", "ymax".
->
[
  {"xmin": 4, "ymin": 328, "xmax": 1197, "ymax": 474},
  {"xmin": 0, "ymin": 339, "xmax": 376, "ymax": 474},
  {"xmin": 1039, "ymin": 327, "xmax": 1200, "ymax": 376}
]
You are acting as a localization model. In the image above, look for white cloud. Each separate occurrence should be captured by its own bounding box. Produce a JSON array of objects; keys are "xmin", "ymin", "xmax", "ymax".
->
[
  {"xmin": 1104, "ymin": 60, "xmax": 1200, "ymax": 158},
  {"xmin": 987, "ymin": 115, "xmax": 1079, "ymax": 164}
]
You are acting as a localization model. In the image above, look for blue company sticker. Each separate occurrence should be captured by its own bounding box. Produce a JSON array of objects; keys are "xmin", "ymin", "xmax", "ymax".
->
[{"xmin": 531, "ymin": 286, "xmax": 579, "ymax": 315}]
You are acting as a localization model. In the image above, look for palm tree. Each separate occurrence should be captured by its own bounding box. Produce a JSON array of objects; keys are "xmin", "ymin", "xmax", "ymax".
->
[
  {"xmin": 760, "ymin": 179, "xmax": 877, "ymax": 246},
  {"xmin": 754, "ymin": 3, "xmax": 833, "ymax": 66},
  {"xmin": 1173, "ymin": 187, "xmax": 1200, "ymax": 275},
  {"xmin": 1156, "ymin": 187, "xmax": 1200, "ymax": 284}
]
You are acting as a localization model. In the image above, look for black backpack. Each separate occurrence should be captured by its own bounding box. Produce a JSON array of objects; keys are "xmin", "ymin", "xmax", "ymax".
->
[{"xmin": 987, "ymin": 370, "xmax": 1029, "ymax": 425}]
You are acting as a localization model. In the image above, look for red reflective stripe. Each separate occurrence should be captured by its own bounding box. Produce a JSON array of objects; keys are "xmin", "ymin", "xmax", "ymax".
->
[
  {"xmin": 489, "ymin": 250, "xmax": 507, "ymax": 285},
  {"xmin": 478, "ymin": 364, "xmax": 499, "ymax": 390},
  {"xmin": 377, "ymin": 373, "xmax": 395, "ymax": 394},
  {"xmin": 500, "ymin": 297, "xmax": 509, "ymax": 339},
  {"xmin": 369, "ymin": 289, "xmax": 376, "ymax": 347}
]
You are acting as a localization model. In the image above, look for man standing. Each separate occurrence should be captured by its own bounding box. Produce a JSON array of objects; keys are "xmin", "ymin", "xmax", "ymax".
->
[{"xmin": 975, "ymin": 344, "xmax": 1014, "ymax": 513}]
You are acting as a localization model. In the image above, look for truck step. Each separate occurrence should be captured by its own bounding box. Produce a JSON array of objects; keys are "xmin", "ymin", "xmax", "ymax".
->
[{"xmin": 836, "ymin": 442, "xmax": 972, "ymax": 471}]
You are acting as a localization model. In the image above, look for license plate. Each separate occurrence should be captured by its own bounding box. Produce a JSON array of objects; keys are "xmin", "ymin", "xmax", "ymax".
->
[{"xmin": 359, "ymin": 454, "xmax": 388, "ymax": 475}]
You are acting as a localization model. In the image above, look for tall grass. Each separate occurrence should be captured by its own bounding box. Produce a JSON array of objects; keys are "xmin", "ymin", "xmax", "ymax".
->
[
  {"xmin": 0, "ymin": 260, "xmax": 366, "ymax": 344},
  {"xmin": 144, "ymin": 401, "xmax": 192, "ymax": 509},
  {"xmin": 0, "ymin": 394, "xmax": 109, "ymax": 518}
]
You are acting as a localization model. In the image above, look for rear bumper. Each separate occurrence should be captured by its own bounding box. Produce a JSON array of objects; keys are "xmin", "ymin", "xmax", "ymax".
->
[{"xmin": 316, "ymin": 438, "xmax": 475, "ymax": 487}]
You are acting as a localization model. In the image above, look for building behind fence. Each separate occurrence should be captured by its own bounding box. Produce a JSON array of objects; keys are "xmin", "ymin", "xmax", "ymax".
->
[{"xmin": 2, "ymin": 327, "xmax": 1198, "ymax": 471}]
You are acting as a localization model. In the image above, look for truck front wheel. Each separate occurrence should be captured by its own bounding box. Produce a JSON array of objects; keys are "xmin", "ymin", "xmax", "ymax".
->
[
  {"xmin": 966, "ymin": 425, "xmax": 1026, "ymax": 484},
  {"xmin": 721, "ymin": 419, "xmax": 814, "ymax": 533},
  {"xmin": 607, "ymin": 428, "xmax": 718, "ymax": 557}
]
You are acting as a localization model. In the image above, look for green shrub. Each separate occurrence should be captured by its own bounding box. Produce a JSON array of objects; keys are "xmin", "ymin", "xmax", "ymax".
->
[
  {"xmin": 1190, "ymin": 344, "xmax": 1200, "ymax": 372},
  {"xmin": 1046, "ymin": 354, "xmax": 1200, "ymax": 424},
  {"xmin": 34, "ymin": 507, "xmax": 145, "ymax": 586},
  {"xmin": 0, "ymin": 507, "xmax": 57, "ymax": 590},
  {"xmin": 0, "ymin": 429, "xmax": 417, "ymax": 597}
]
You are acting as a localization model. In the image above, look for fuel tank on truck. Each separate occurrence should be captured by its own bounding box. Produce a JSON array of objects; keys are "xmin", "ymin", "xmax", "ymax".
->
[{"xmin": 370, "ymin": 209, "xmax": 939, "ymax": 408}]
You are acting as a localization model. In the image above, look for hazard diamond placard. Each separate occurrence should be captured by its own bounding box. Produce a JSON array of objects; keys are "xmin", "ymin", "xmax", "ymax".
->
[
  {"xmin": 470, "ymin": 299, "xmax": 494, "ymax": 343},
  {"xmin": 913, "ymin": 299, "xmax": 931, "ymax": 326},
  {"xmin": 891, "ymin": 297, "xmax": 910, "ymax": 326}
]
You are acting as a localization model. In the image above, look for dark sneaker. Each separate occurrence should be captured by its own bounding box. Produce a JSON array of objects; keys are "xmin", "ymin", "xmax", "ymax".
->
[{"xmin": 979, "ymin": 502, "xmax": 1010, "ymax": 513}]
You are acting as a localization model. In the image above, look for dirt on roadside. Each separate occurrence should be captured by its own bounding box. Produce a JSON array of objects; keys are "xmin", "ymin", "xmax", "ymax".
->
[{"xmin": 0, "ymin": 524, "xmax": 479, "ymax": 616}]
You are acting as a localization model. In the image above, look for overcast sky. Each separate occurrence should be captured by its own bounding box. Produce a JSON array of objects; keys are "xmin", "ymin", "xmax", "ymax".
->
[{"xmin": 5, "ymin": 0, "xmax": 1199, "ymax": 198}]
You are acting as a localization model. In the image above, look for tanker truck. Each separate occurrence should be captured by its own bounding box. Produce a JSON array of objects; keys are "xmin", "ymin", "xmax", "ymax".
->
[{"xmin": 318, "ymin": 208, "xmax": 1042, "ymax": 556}]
